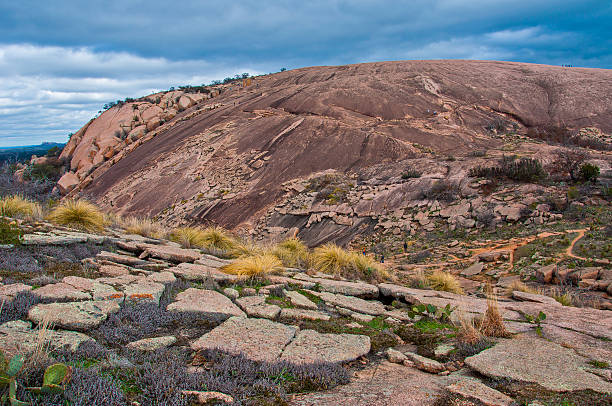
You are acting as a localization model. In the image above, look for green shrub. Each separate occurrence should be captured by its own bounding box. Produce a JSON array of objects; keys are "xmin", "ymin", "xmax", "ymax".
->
[
  {"xmin": 25, "ymin": 163, "xmax": 61, "ymax": 181},
  {"xmin": 421, "ymin": 180, "xmax": 461, "ymax": 202},
  {"xmin": 579, "ymin": 163, "xmax": 599, "ymax": 182},
  {"xmin": 469, "ymin": 155, "xmax": 544, "ymax": 182},
  {"xmin": 401, "ymin": 170, "xmax": 421, "ymax": 179},
  {"xmin": 0, "ymin": 218, "xmax": 23, "ymax": 245},
  {"xmin": 567, "ymin": 186, "xmax": 580, "ymax": 200}
]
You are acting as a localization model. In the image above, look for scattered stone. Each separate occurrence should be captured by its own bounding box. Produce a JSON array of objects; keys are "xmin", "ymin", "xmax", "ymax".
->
[
  {"xmin": 446, "ymin": 379, "xmax": 514, "ymax": 406},
  {"xmin": 167, "ymin": 288, "xmax": 246, "ymax": 320},
  {"xmin": 404, "ymin": 352, "xmax": 445, "ymax": 374},
  {"xmin": 536, "ymin": 264, "xmax": 556, "ymax": 283},
  {"xmin": 28, "ymin": 300, "xmax": 120, "ymax": 331},
  {"xmin": 317, "ymin": 291, "xmax": 386, "ymax": 315},
  {"xmin": 91, "ymin": 282, "xmax": 124, "ymax": 303},
  {"xmin": 279, "ymin": 308, "xmax": 331, "ymax": 322},
  {"xmin": 146, "ymin": 271, "xmax": 176, "ymax": 285},
  {"xmin": 434, "ymin": 343, "xmax": 455, "ymax": 358},
  {"xmin": 461, "ymin": 262, "xmax": 484, "ymax": 276},
  {"xmin": 223, "ymin": 287, "xmax": 239, "ymax": 300},
  {"xmin": 465, "ymin": 337, "xmax": 612, "ymax": 393},
  {"xmin": 195, "ymin": 254, "xmax": 232, "ymax": 268},
  {"xmin": 285, "ymin": 290, "xmax": 318, "ymax": 309},
  {"xmin": 281, "ymin": 329, "xmax": 370, "ymax": 364},
  {"xmin": 192, "ymin": 317, "xmax": 296, "ymax": 362},
  {"xmin": 236, "ymin": 295, "xmax": 281, "ymax": 319},
  {"xmin": 386, "ymin": 348, "xmax": 407, "ymax": 364},
  {"xmin": 350, "ymin": 312, "xmax": 374, "ymax": 323},
  {"xmin": 62, "ymin": 276, "xmax": 94, "ymax": 291},
  {"xmin": 0, "ymin": 283, "xmax": 32, "ymax": 301},
  {"xmin": 32, "ymin": 283, "xmax": 91, "ymax": 302},
  {"xmin": 168, "ymin": 263, "xmax": 242, "ymax": 283},
  {"xmin": 126, "ymin": 336, "xmax": 177, "ymax": 351},
  {"xmin": 181, "ymin": 390, "xmax": 234, "ymax": 404},
  {"xmin": 0, "ymin": 320, "xmax": 94, "ymax": 357},
  {"xmin": 97, "ymin": 251, "xmax": 148, "ymax": 267}
]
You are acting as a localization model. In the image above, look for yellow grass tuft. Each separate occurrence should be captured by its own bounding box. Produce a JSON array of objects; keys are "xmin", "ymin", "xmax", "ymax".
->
[
  {"xmin": 221, "ymin": 254, "xmax": 284, "ymax": 277},
  {"xmin": 272, "ymin": 237, "xmax": 310, "ymax": 268},
  {"xmin": 479, "ymin": 285, "xmax": 511, "ymax": 338},
  {"xmin": 0, "ymin": 195, "xmax": 42, "ymax": 220},
  {"xmin": 47, "ymin": 199, "xmax": 105, "ymax": 231},
  {"xmin": 426, "ymin": 271, "xmax": 464, "ymax": 294},
  {"xmin": 169, "ymin": 227, "xmax": 204, "ymax": 248},
  {"xmin": 122, "ymin": 216, "xmax": 166, "ymax": 239},
  {"xmin": 347, "ymin": 252, "xmax": 389, "ymax": 282},
  {"xmin": 456, "ymin": 311, "xmax": 482, "ymax": 345},
  {"xmin": 312, "ymin": 243, "xmax": 351, "ymax": 275},
  {"xmin": 505, "ymin": 280, "xmax": 540, "ymax": 296},
  {"xmin": 199, "ymin": 226, "xmax": 238, "ymax": 252},
  {"xmin": 231, "ymin": 240, "xmax": 266, "ymax": 258}
]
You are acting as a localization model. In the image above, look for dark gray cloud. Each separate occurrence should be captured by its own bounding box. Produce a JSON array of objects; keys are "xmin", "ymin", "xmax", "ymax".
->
[{"xmin": 0, "ymin": 0, "xmax": 610, "ymax": 146}]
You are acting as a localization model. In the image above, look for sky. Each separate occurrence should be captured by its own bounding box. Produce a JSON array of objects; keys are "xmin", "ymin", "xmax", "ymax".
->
[{"xmin": 0, "ymin": 1, "xmax": 610, "ymax": 147}]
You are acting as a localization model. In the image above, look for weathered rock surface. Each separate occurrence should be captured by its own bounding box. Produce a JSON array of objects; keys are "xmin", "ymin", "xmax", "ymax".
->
[
  {"xmin": 235, "ymin": 295, "xmax": 281, "ymax": 319},
  {"xmin": 32, "ymin": 283, "xmax": 92, "ymax": 302},
  {"xmin": 139, "ymin": 244, "xmax": 202, "ymax": 263},
  {"xmin": 315, "ymin": 291, "xmax": 386, "ymax": 315},
  {"xmin": 126, "ymin": 336, "xmax": 177, "ymax": 351},
  {"xmin": 294, "ymin": 274, "xmax": 379, "ymax": 298},
  {"xmin": 446, "ymin": 379, "xmax": 514, "ymax": 406},
  {"xmin": 285, "ymin": 290, "xmax": 318, "ymax": 309},
  {"xmin": 279, "ymin": 308, "xmax": 331, "ymax": 322},
  {"xmin": 281, "ymin": 329, "xmax": 370, "ymax": 364},
  {"xmin": 167, "ymin": 288, "xmax": 246, "ymax": 320},
  {"xmin": 465, "ymin": 337, "xmax": 612, "ymax": 393},
  {"xmin": 28, "ymin": 300, "xmax": 120, "ymax": 331},
  {"xmin": 0, "ymin": 283, "xmax": 32, "ymax": 301},
  {"xmin": 404, "ymin": 352, "xmax": 445, "ymax": 374},
  {"xmin": 0, "ymin": 320, "xmax": 94, "ymax": 357},
  {"xmin": 512, "ymin": 290, "xmax": 561, "ymax": 306},
  {"xmin": 191, "ymin": 317, "xmax": 296, "ymax": 362},
  {"xmin": 167, "ymin": 263, "xmax": 242, "ymax": 283}
]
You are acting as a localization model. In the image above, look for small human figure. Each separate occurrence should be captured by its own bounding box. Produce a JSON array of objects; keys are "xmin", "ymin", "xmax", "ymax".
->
[
  {"xmin": 403, "ymin": 241, "xmax": 408, "ymax": 252},
  {"xmin": 380, "ymin": 254, "xmax": 385, "ymax": 263}
]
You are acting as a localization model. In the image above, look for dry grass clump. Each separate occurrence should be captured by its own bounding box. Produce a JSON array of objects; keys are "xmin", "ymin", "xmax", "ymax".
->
[
  {"xmin": 0, "ymin": 195, "xmax": 43, "ymax": 220},
  {"xmin": 407, "ymin": 270, "xmax": 429, "ymax": 289},
  {"xmin": 168, "ymin": 227, "xmax": 204, "ymax": 248},
  {"xmin": 426, "ymin": 271, "xmax": 464, "ymax": 294},
  {"xmin": 479, "ymin": 286, "xmax": 511, "ymax": 338},
  {"xmin": 122, "ymin": 216, "xmax": 166, "ymax": 239},
  {"xmin": 272, "ymin": 237, "xmax": 310, "ymax": 268},
  {"xmin": 312, "ymin": 243, "xmax": 388, "ymax": 282},
  {"xmin": 550, "ymin": 288, "xmax": 574, "ymax": 306},
  {"xmin": 47, "ymin": 199, "xmax": 105, "ymax": 231},
  {"xmin": 221, "ymin": 254, "xmax": 284, "ymax": 277},
  {"xmin": 455, "ymin": 311, "xmax": 482, "ymax": 345},
  {"xmin": 231, "ymin": 239, "xmax": 267, "ymax": 258}
]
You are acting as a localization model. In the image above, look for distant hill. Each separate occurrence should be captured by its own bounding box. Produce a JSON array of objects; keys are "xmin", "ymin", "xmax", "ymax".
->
[{"xmin": 0, "ymin": 142, "xmax": 65, "ymax": 163}]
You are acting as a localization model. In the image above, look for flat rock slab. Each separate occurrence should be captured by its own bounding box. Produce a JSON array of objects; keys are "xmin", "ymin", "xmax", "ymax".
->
[
  {"xmin": 123, "ymin": 280, "xmax": 166, "ymax": 304},
  {"xmin": 0, "ymin": 283, "xmax": 32, "ymax": 301},
  {"xmin": 32, "ymin": 282, "xmax": 91, "ymax": 302},
  {"xmin": 195, "ymin": 254, "xmax": 232, "ymax": 268},
  {"xmin": 446, "ymin": 379, "xmax": 514, "ymax": 406},
  {"xmin": 126, "ymin": 336, "xmax": 177, "ymax": 351},
  {"xmin": 465, "ymin": 337, "xmax": 612, "ymax": 393},
  {"xmin": 512, "ymin": 290, "xmax": 560, "ymax": 306},
  {"xmin": 0, "ymin": 320, "xmax": 94, "ymax": 357},
  {"xmin": 98, "ymin": 264, "xmax": 130, "ymax": 277},
  {"xmin": 192, "ymin": 316, "xmax": 296, "ymax": 363},
  {"xmin": 279, "ymin": 308, "xmax": 331, "ymax": 322},
  {"xmin": 28, "ymin": 300, "xmax": 120, "ymax": 331},
  {"xmin": 139, "ymin": 244, "xmax": 201, "ymax": 263},
  {"xmin": 292, "ymin": 360, "xmax": 445, "ymax": 406},
  {"xmin": 404, "ymin": 352, "xmax": 445, "ymax": 374},
  {"xmin": 461, "ymin": 262, "xmax": 484, "ymax": 276},
  {"xmin": 236, "ymin": 295, "xmax": 281, "ymax": 319},
  {"xmin": 293, "ymin": 274, "xmax": 379, "ymax": 298},
  {"xmin": 167, "ymin": 288, "xmax": 246, "ymax": 321},
  {"xmin": 316, "ymin": 291, "xmax": 386, "ymax": 316},
  {"xmin": 267, "ymin": 275, "xmax": 316, "ymax": 289},
  {"xmin": 97, "ymin": 251, "xmax": 148, "ymax": 267},
  {"xmin": 285, "ymin": 290, "xmax": 318, "ymax": 309},
  {"xmin": 280, "ymin": 329, "xmax": 370, "ymax": 364},
  {"xmin": 167, "ymin": 263, "xmax": 243, "ymax": 283}
]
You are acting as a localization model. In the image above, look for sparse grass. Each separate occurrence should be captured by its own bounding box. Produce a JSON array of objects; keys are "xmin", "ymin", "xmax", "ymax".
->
[
  {"xmin": 587, "ymin": 360, "xmax": 609, "ymax": 369},
  {"xmin": 47, "ymin": 199, "xmax": 105, "ymax": 231},
  {"xmin": 122, "ymin": 216, "xmax": 166, "ymax": 239},
  {"xmin": 407, "ymin": 270, "xmax": 429, "ymax": 289},
  {"xmin": 221, "ymin": 254, "xmax": 284, "ymax": 277},
  {"xmin": 455, "ymin": 311, "xmax": 482, "ymax": 345},
  {"xmin": 0, "ymin": 195, "xmax": 42, "ymax": 220},
  {"xmin": 272, "ymin": 237, "xmax": 309, "ymax": 268},
  {"xmin": 479, "ymin": 287, "xmax": 511, "ymax": 338},
  {"xmin": 426, "ymin": 271, "xmax": 464, "ymax": 294},
  {"xmin": 347, "ymin": 251, "xmax": 389, "ymax": 282},
  {"xmin": 550, "ymin": 288, "xmax": 574, "ymax": 306},
  {"xmin": 505, "ymin": 280, "xmax": 541, "ymax": 296}
]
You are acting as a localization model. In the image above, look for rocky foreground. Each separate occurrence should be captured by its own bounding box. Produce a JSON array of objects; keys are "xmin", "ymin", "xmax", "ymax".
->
[{"xmin": 1, "ymin": 223, "xmax": 610, "ymax": 405}]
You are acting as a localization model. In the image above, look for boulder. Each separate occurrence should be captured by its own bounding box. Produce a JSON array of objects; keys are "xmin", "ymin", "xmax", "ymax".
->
[
  {"xmin": 57, "ymin": 172, "xmax": 80, "ymax": 195},
  {"xmin": 446, "ymin": 379, "xmax": 514, "ymax": 406},
  {"xmin": 281, "ymin": 329, "xmax": 370, "ymax": 364},
  {"xmin": 461, "ymin": 262, "xmax": 484, "ymax": 276},
  {"xmin": 386, "ymin": 348, "xmax": 407, "ymax": 364},
  {"xmin": 167, "ymin": 288, "xmax": 246, "ymax": 321},
  {"xmin": 403, "ymin": 352, "xmax": 445, "ymax": 374},
  {"xmin": 167, "ymin": 263, "xmax": 242, "ymax": 283},
  {"xmin": 536, "ymin": 264, "xmax": 556, "ymax": 283},
  {"xmin": 191, "ymin": 317, "xmax": 296, "ymax": 362}
]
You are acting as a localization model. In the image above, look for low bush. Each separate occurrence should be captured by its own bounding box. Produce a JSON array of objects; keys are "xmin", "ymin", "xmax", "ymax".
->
[
  {"xmin": 426, "ymin": 271, "xmax": 463, "ymax": 294},
  {"xmin": 401, "ymin": 169, "xmax": 421, "ymax": 179},
  {"xmin": 47, "ymin": 200, "xmax": 105, "ymax": 231},
  {"xmin": 579, "ymin": 163, "xmax": 600, "ymax": 182},
  {"xmin": 221, "ymin": 254, "xmax": 284, "ymax": 277},
  {"xmin": 421, "ymin": 180, "xmax": 461, "ymax": 202},
  {"xmin": 548, "ymin": 148, "xmax": 589, "ymax": 181},
  {"xmin": 469, "ymin": 155, "xmax": 544, "ymax": 182},
  {"xmin": 0, "ymin": 291, "xmax": 41, "ymax": 324},
  {"xmin": 24, "ymin": 163, "xmax": 61, "ymax": 181},
  {"xmin": 0, "ymin": 218, "xmax": 23, "ymax": 245}
]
